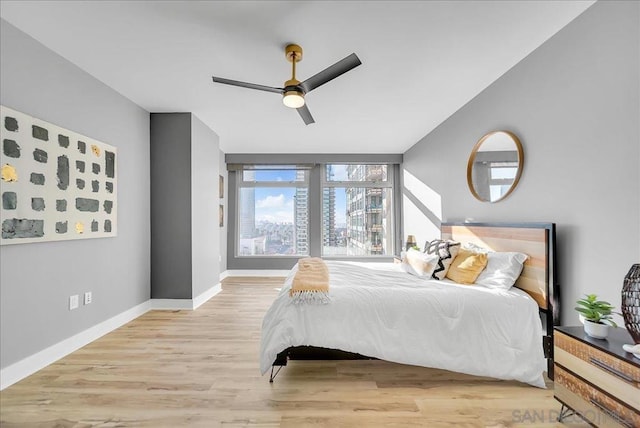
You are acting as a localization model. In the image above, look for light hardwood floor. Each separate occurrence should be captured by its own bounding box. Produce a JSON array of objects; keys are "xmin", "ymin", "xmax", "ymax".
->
[{"xmin": 1, "ymin": 277, "xmax": 588, "ymax": 427}]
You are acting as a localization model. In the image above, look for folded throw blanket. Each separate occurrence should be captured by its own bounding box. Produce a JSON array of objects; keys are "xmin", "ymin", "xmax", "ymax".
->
[{"xmin": 290, "ymin": 257, "xmax": 330, "ymax": 304}]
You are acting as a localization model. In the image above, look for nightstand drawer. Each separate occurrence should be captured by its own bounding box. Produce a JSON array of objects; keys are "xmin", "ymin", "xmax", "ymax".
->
[
  {"xmin": 555, "ymin": 365, "xmax": 640, "ymax": 428},
  {"xmin": 555, "ymin": 331, "xmax": 640, "ymax": 410}
]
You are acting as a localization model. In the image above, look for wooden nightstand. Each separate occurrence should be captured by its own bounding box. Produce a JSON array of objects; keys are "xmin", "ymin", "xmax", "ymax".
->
[{"xmin": 554, "ymin": 326, "xmax": 640, "ymax": 427}]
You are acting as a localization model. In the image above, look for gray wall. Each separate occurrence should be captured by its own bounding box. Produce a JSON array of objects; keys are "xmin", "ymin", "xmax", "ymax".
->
[
  {"xmin": 150, "ymin": 113, "xmax": 221, "ymax": 298},
  {"xmin": 190, "ymin": 115, "xmax": 220, "ymax": 297},
  {"xmin": 402, "ymin": 0, "xmax": 639, "ymax": 326},
  {"xmin": 0, "ymin": 20, "xmax": 150, "ymax": 368},
  {"xmin": 150, "ymin": 113, "xmax": 192, "ymax": 298},
  {"xmin": 219, "ymin": 150, "xmax": 227, "ymax": 274}
]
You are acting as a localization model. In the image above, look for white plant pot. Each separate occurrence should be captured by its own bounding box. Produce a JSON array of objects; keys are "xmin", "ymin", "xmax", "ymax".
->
[{"xmin": 584, "ymin": 320, "xmax": 609, "ymax": 339}]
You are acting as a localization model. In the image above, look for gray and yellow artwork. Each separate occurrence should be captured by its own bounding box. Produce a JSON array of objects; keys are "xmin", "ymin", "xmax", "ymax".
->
[{"xmin": 1, "ymin": 105, "xmax": 117, "ymax": 244}]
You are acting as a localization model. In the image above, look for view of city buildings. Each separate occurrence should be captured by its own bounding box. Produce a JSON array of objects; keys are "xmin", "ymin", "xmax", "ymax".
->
[
  {"xmin": 344, "ymin": 164, "xmax": 388, "ymax": 255},
  {"xmin": 322, "ymin": 167, "xmax": 337, "ymax": 249},
  {"xmin": 294, "ymin": 169, "xmax": 308, "ymax": 255},
  {"xmin": 237, "ymin": 165, "xmax": 392, "ymax": 256}
]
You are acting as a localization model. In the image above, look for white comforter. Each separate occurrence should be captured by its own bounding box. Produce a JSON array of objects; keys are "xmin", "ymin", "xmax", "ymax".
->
[{"xmin": 260, "ymin": 261, "xmax": 546, "ymax": 387}]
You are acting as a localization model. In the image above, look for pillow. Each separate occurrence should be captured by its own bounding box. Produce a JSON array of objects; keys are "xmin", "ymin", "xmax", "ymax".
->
[
  {"xmin": 445, "ymin": 248, "xmax": 488, "ymax": 284},
  {"xmin": 423, "ymin": 239, "xmax": 461, "ymax": 280},
  {"xmin": 475, "ymin": 251, "xmax": 529, "ymax": 290},
  {"xmin": 462, "ymin": 242, "xmax": 489, "ymax": 253},
  {"xmin": 401, "ymin": 248, "xmax": 439, "ymax": 278}
]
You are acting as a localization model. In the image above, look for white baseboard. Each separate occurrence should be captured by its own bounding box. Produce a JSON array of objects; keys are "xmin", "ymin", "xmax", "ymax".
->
[
  {"xmin": 193, "ymin": 283, "xmax": 222, "ymax": 309},
  {"xmin": 149, "ymin": 298, "xmax": 194, "ymax": 310},
  {"xmin": 0, "ymin": 300, "xmax": 151, "ymax": 391},
  {"xmin": 150, "ymin": 283, "xmax": 222, "ymax": 310},
  {"xmin": 223, "ymin": 269, "xmax": 290, "ymax": 277},
  {"xmin": 0, "ymin": 283, "xmax": 223, "ymax": 391}
]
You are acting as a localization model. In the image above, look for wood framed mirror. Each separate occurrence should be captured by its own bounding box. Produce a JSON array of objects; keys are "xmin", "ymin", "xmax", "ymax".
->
[{"xmin": 467, "ymin": 130, "xmax": 524, "ymax": 203}]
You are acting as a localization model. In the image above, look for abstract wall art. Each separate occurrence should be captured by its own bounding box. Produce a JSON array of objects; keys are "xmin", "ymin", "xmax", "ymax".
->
[{"xmin": 1, "ymin": 105, "xmax": 117, "ymax": 245}]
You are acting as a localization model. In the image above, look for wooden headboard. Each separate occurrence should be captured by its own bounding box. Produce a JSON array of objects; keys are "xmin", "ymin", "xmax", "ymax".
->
[{"xmin": 441, "ymin": 222, "xmax": 559, "ymax": 377}]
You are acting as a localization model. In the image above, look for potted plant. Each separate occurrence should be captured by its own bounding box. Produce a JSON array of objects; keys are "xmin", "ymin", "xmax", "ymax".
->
[{"xmin": 575, "ymin": 294, "xmax": 618, "ymax": 339}]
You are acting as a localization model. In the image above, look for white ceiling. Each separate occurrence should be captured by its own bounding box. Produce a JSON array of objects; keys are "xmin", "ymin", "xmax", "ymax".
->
[{"xmin": 0, "ymin": 1, "xmax": 595, "ymax": 154}]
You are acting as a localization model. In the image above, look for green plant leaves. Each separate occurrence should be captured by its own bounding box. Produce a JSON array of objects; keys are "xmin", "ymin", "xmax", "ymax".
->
[{"xmin": 575, "ymin": 293, "xmax": 618, "ymax": 326}]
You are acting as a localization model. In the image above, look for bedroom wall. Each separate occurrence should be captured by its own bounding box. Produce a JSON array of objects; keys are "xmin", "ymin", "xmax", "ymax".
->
[
  {"xmin": 0, "ymin": 20, "xmax": 151, "ymax": 368},
  {"xmin": 150, "ymin": 113, "xmax": 221, "ymax": 299},
  {"xmin": 402, "ymin": 0, "xmax": 639, "ymax": 326},
  {"xmin": 219, "ymin": 149, "xmax": 227, "ymax": 274},
  {"xmin": 190, "ymin": 115, "xmax": 221, "ymax": 297},
  {"xmin": 150, "ymin": 113, "xmax": 192, "ymax": 298}
]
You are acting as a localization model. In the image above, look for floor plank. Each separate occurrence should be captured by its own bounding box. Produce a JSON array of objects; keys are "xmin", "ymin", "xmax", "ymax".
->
[{"xmin": 0, "ymin": 277, "xmax": 588, "ymax": 427}]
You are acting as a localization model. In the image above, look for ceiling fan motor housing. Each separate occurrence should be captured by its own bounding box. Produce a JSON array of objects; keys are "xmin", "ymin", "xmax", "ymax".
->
[{"xmin": 212, "ymin": 42, "xmax": 360, "ymax": 124}]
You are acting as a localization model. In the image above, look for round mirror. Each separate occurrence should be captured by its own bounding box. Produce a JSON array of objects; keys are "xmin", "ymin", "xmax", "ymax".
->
[{"xmin": 467, "ymin": 131, "xmax": 524, "ymax": 203}]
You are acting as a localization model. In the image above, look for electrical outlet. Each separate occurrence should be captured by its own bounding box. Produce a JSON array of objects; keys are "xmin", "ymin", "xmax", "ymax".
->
[
  {"xmin": 69, "ymin": 294, "xmax": 79, "ymax": 310},
  {"xmin": 84, "ymin": 291, "xmax": 92, "ymax": 305}
]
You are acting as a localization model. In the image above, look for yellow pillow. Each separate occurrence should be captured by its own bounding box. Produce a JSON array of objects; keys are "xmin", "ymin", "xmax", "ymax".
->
[{"xmin": 445, "ymin": 248, "xmax": 488, "ymax": 284}]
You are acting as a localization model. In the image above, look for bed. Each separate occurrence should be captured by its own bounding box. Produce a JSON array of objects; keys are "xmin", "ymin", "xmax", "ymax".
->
[{"xmin": 260, "ymin": 222, "xmax": 558, "ymax": 387}]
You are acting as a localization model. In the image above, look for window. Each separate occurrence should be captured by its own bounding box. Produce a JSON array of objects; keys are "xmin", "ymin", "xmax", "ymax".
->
[
  {"xmin": 488, "ymin": 161, "xmax": 518, "ymax": 201},
  {"xmin": 233, "ymin": 162, "xmax": 397, "ymax": 259},
  {"xmin": 322, "ymin": 164, "xmax": 394, "ymax": 256},
  {"xmin": 237, "ymin": 166, "xmax": 309, "ymax": 256}
]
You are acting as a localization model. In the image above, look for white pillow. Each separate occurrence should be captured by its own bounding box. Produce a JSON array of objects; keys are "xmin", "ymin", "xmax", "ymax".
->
[
  {"xmin": 401, "ymin": 248, "xmax": 439, "ymax": 278},
  {"xmin": 475, "ymin": 251, "xmax": 529, "ymax": 290},
  {"xmin": 462, "ymin": 242, "xmax": 489, "ymax": 253}
]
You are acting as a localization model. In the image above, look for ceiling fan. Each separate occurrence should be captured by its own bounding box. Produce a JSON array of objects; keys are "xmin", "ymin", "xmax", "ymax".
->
[{"xmin": 212, "ymin": 44, "xmax": 361, "ymax": 125}]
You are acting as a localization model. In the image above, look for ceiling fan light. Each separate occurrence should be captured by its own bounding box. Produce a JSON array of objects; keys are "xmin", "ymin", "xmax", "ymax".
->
[{"xmin": 282, "ymin": 90, "xmax": 305, "ymax": 109}]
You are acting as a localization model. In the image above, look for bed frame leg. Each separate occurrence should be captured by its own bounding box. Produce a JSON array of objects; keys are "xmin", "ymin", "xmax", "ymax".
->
[
  {"xmin": 558, "ymin": 403, "xmax": 575, "ymax": 422},
  {"xmin": 269, "ymin": 365, "xmax": 283, "ymax": 383}
]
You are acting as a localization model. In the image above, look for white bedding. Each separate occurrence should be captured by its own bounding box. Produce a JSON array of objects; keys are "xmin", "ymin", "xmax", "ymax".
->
[{"xmin": 260, "ymin": 261, "xmax": 546, "ymax": 388}]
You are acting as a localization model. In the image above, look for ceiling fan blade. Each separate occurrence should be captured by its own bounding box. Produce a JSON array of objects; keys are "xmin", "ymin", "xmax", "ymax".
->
[
  {"xmin": 212, "ymin": 76, "xmax": 283, "ymax": 94},
  {"xmin": 299, "ymin": 53, "xmax": 361, "ymax": 93},
  {"xmin": 297, "ymin": 103, "xmax": 315, "ymax": 125}
]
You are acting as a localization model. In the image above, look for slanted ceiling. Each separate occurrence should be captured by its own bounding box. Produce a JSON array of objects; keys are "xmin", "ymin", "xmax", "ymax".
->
[{"xmin": 0, "ymin": 1, "xmax": 595, "ymax": 153}]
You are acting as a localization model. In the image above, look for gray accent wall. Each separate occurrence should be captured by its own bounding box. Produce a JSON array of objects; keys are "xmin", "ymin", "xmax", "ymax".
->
[
  {"xmin": 150, "ymin": 113, "xmax": 221, "ymax": 298},
  {"xmin": 0, "ymin": 20, "xmax": 150, "ymax": 368},
  {"xmin": 226, "ymin": 153, "xmax": 403, "ymax": 165},
  {"xmin": 150, "ymin": 113, "xmax": 192, "ymax": 298},
  {"xmin": 402, "ymin": 1, "xmax": 639, "ymax": 325}
]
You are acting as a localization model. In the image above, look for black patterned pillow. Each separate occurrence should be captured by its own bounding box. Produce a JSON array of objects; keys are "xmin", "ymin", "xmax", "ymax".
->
[{"xmin": 423, "ymin": 239, "xmax": 461, "ymax": 280}]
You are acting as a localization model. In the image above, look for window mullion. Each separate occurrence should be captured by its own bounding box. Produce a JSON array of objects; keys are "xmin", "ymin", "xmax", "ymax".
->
[{"xmin": 240, "ymin": 181, "xmax": 307, "ymax": 188}]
